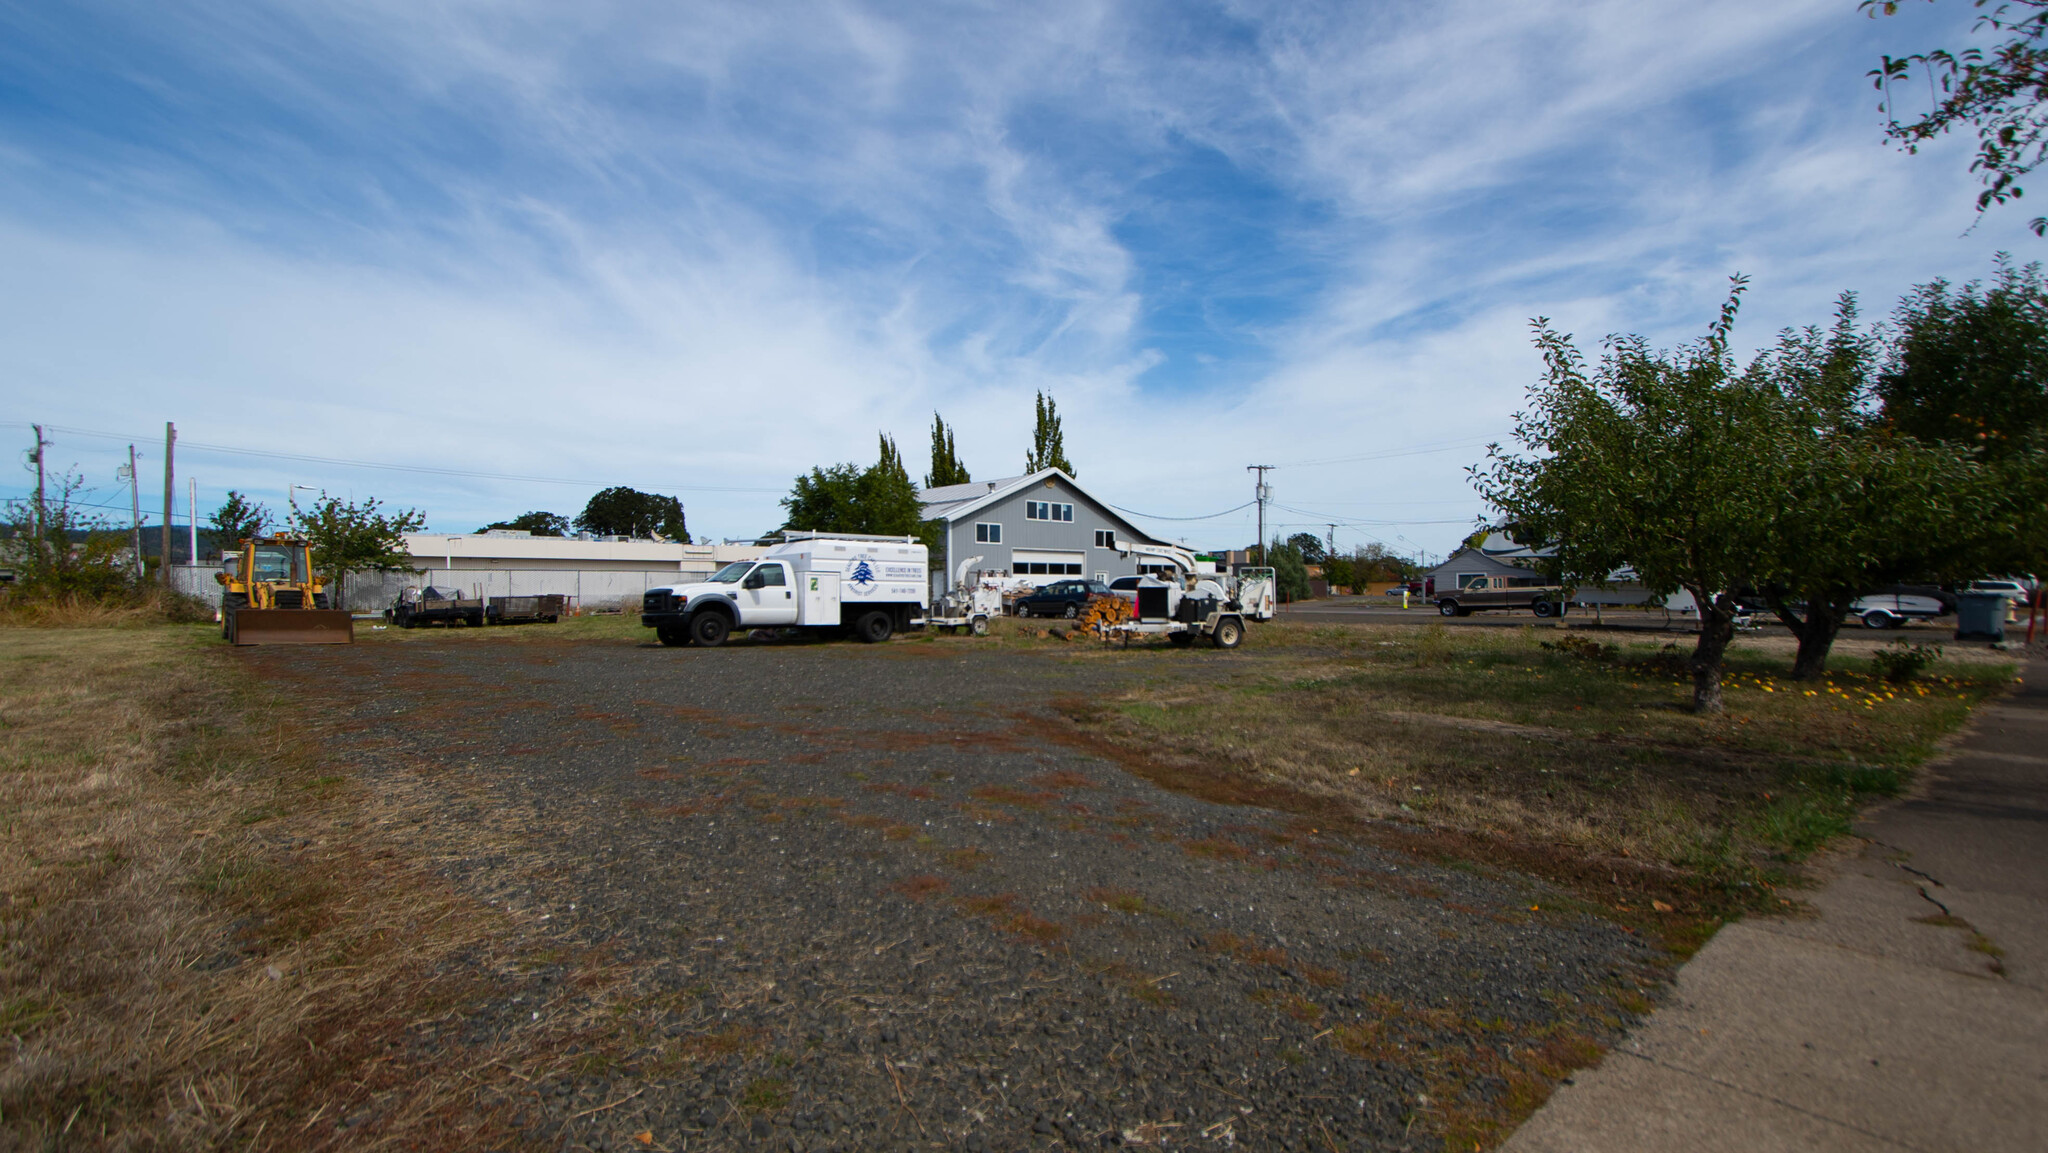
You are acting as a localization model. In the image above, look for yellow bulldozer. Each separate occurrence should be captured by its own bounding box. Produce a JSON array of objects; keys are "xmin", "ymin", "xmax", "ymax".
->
[{"xmin": 216, "ymin": 534, "xmax": 354, "ymax": 645}]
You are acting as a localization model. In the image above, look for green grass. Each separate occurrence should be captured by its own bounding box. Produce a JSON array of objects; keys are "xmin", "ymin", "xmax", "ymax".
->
[{"xmin": 1063, "ymin": 619, "xmax": 2014, "ymax": 900}]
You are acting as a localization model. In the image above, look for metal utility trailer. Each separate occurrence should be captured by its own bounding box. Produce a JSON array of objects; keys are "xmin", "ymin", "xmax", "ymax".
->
[
  {"xmin": 391, "ymin": 588, "xmax": 485, "ymax": 628},
  {"xmin": 486, "ymin": 594, "xmax": 568, "ymax": 625}
]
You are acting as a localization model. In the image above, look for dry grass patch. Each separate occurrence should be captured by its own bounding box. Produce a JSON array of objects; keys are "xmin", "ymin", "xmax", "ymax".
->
[
  {"xmin": 1057, "ymin": 621, "xmax": 2014, "ymax": 906},
  {"xmin": 0, "ymin": 626, "xmax": 549, "ymax": 1148}
]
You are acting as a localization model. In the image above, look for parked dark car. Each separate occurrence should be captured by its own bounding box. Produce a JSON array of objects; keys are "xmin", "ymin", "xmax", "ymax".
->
[{"xmin": 1015, "ymin": 579, "xmax": 1113, "ymax": 618}]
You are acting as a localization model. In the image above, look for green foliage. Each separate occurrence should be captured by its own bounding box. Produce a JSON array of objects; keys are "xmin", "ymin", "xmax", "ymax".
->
[
  {"xmin": 1477, "ymin": 278, "xmax": 1782, "ymax": 712},
  {"xmin": 1871, "ymin": 640, "xmax": 1944, "ymax": 683},
  {"xmin": 781, "ymin": 434, "xmax": 936, "ymax": 555},
  {"xmin": 207, "ymin": 491, "xmax": 269, "ymax": 557},
  {"xmin": 1025, "ymin": 391, "xmax": 1075, "ymax": 476},
  {"xmin": 925, "ymin": 413, "xmax": 971, "ymax": 488},
  {"xmin": 3, "ymin": 468, "xmax": 135, "ymax": 600},
  {"xmin": 576, "ymin": 488, "xmax": 687, "ymax": 541},
  {"xmin": 1268, "ymin": 538, "xmax": 1312, "ymax": 601},
  {"xmin": 477, "ymin": 511, "xmax": 570, "ymax": 537},
  {"xmin": 1750, "ymin": 292, "xmax": 2005, "ymax": 677},
  {"xmin": 1285, "ymin": 532, "xmax": 1326, "ymax": 565},
  {"xmin": 1866, "ymin": 1, "xmax": 2048, "ymax": 234},
  {"xmin": 287, "ymin": 492, "xmax": 427, "ymax": 610},
  {"xmin": 1878, "ymin": 258, "xmax": 2048, "ymax": 457},
  {"xmin": 1321, "ymin": 554, "xmax": 1355, "ymax": 589}
]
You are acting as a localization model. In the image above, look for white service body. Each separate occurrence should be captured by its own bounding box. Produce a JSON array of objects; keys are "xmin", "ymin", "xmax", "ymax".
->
[{"xmin": 641, "ymin": 535, "xmax": 928, "ymax": 645}]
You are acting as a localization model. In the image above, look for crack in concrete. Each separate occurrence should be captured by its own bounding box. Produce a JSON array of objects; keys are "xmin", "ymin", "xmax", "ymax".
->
[{"xmin": 1607, "ymin": 1048, "xmax": 1931, "ymax": 1152}]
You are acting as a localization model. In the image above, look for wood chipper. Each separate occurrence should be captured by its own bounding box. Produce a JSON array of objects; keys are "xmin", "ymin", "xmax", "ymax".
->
[{"xmin": 216, "ymin": 534, "xmax": 354, "ymax": 645}]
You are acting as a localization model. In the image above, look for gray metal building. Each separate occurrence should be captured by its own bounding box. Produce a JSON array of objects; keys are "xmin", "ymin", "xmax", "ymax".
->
[{"xmin": 919, "ymin": 469, "xmax": 1177, "ymax": 584}]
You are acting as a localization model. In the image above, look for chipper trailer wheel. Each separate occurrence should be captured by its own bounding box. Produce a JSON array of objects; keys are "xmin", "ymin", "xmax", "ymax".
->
[
  {"xmin": 1211, "ymin": 617, "xmax": 1244, "ymax": 649},
  {"xmin": 970, "ymin": 615, "xmax": 990, "ymax": 637}
]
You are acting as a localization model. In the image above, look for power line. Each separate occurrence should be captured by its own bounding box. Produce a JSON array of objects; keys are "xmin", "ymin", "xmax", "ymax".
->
[
  {"xmin": 0, "ymin": 421, "xmax": 782, "ymax": 494},
  {"xmin": 1276, "ymin": 437, "xmax": 1496, "ymax": 470},
  {"xmin": 1103, "ymin": 499, "xmax": 1256, "ymax": 522}
]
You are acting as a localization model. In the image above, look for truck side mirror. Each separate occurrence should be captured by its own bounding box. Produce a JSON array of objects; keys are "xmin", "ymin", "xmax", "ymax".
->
[{"xmin": 743, "ymin": 573, "xmax": 765, "ymax": 589}]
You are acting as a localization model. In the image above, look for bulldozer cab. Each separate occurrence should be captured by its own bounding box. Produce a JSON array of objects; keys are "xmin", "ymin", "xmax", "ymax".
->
[{"xmin": 218, "ymin": 533, "xmax": 352, "ymax": 645}]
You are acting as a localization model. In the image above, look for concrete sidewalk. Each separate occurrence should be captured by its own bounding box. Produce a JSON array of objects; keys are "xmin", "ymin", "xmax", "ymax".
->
[{"xmin": 1504, "ymin": 662, "xmax": 2048, "ymax": 1153}]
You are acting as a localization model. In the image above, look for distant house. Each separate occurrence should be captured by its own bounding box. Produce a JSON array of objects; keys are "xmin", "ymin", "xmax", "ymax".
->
[
  {"xmin": 919, "ymin": 469, "xmax": 1176, "ymax": 585},
  {"xmin": 1420, "ymin": 532, "xmax": 1554, "ymax": 597}
]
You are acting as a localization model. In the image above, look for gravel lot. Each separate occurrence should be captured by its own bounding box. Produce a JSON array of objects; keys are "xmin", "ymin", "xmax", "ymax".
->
[{"xmin": 250, "ymin": 630, "xmax": 1656, "ymax": 1152}]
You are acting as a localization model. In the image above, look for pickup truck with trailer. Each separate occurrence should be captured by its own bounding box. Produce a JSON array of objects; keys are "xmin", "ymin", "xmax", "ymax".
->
[
  {"xmin": 1435, "ymin": 572, "xmax": 1570, "ymax": 618},
  {"xmin": 640, "ymin": 533, "xmax": 928, "ymax": 647}
]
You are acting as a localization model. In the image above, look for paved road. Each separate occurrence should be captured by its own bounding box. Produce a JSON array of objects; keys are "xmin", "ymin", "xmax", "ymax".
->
[{"xmin": 1503, "ymin": 661, "xmax": 2048, "ymax": 1152}]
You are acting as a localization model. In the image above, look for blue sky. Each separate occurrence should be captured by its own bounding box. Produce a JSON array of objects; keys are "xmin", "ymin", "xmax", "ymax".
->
[{"xmin": 1, "ymin": 0, "xmax": 2033, "ymax": 557}]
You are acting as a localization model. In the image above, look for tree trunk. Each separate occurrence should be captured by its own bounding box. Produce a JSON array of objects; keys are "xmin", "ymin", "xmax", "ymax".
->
[
  {"xmin": 1766, "ymin": 588, "xmax": 1847, "ymax": 681},
  {"xmin": 1790, "ymin": 607, "xmax": 1844, "ymax": 680},
  {"xmin": 1689, "ymin": 590, "xmax": 1737, "ymax": 714}
]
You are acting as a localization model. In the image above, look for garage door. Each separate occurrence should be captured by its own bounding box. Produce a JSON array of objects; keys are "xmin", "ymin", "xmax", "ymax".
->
[{"xmin": 1011, "ymin": 549, "xmax": 1085, "ymax": 577}]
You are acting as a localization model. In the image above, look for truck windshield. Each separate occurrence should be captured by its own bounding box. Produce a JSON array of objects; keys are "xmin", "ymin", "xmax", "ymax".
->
[
  {"xmin": 707, "ymin": 561, "xmax": 753, "ymax": 584},
  {"xmin": 249, "ymin": 546, "xmax": 301, "ymax": 582}
]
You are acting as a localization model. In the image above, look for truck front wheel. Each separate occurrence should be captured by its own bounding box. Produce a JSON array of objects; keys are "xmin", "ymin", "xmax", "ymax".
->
[
  {"xmin": 854, "ymin": 609, "xmax": 894, "ymax": 643},
  {"xmin": 1438, "ymin": 599, "xmax": 1462, "ymax": 617},
  {"xmin": 1533, "ymin": 599, "xmax": 1555, "ymax": 618},
  {"xmin": 690, "ymin": 611, "xmax": 733, "ymax": 647}
]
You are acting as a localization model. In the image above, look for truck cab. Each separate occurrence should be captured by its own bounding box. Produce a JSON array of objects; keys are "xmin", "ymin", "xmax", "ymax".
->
[
  {"xmin": 641, "ymin": 535, "xmax": 928, "ymax": 648},
  {"xmin": 1435, "ymin": 571, "xmax": 1569, "ymax": 618}
]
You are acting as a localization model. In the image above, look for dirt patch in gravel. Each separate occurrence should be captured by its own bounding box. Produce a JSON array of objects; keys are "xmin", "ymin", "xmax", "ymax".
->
[{"xmin": 227, "ymin": 629, "xmax": 1670, "ymax": 1152}]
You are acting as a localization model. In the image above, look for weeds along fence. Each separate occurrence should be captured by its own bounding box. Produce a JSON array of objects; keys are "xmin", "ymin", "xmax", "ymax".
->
[{"xmin": 167, "ymin": 566, "xmax": 690, "ymax": 613}]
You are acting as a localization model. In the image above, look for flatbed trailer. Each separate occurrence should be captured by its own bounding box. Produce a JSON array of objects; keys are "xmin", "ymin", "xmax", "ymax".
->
[
  {"xmin": 391, "ymin": 589, "xmax": 485, "ymax": 628},
  {"xmin": 486, "ymin": 594, "xmax": 568, "ymax": 624}
]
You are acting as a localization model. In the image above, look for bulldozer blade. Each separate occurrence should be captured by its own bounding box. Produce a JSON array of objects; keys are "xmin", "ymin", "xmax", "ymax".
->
[{"xmin": 230, "ymin": 609, "xmax": 354, "ymax": 645}]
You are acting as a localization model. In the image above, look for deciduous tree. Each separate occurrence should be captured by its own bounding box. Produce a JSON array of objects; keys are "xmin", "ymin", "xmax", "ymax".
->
[
  {"xmin": 1478, "ymin": 279, "xmax": 1783, "ymax": 713},
  {"xmin": 1866, "ymin": 1, "xmax": 2048, "ymax": 234},
  {"xmin": 207, "ymin": 491, "xmax": 269, "ymax": 557},
  {"xmin": 477, "ymin": 511, "xmax": 570, "ymax": 537},
  {"xmin": 576, "ymin": 488, "xmax": 688, "ymax": 542},
  {"xmin": 287, "ymin": 492, "xmax": 426, "ymax": 611},
  {"xmin": 1878, "ymin": 257, "xmax": 2048, "ymax": 456}
]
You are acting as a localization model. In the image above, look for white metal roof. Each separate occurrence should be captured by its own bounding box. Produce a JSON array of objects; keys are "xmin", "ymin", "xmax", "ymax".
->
[{"xmin": 916, "ymin": 468, "xmax": 1168, "ymax": 546}]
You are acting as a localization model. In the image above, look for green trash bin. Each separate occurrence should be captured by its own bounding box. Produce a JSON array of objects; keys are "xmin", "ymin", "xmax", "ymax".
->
[{"xmin": 1955, "ymin": 591, "xmax": 2007, "ymax": 641}]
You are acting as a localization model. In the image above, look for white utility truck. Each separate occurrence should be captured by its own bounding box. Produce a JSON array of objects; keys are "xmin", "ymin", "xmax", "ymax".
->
[{"xmin": 640, "ymin": 533, "xmax": 928, "ymax": 647}]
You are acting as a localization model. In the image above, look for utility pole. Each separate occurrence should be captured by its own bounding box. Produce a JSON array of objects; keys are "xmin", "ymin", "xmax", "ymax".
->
[
  {"xmin": 161, "ymin": 422, "xmax": 175, "ymax": 584},
  {"xmin": 1247, "ymin": 464, "xmax": 1273, "ymax": 566},
  {"xmin": 1325, "ymin": 523, "xmax": 1337, "ymax": 563},
  {"xmin": 29, "ymin": 424, "xmax": 48, "ymax": 566},
  {"xmin": 188, "ymin": 477, "xmax": 198, "ymax": 567},
  {"xmin": 123, "ymin": 446, "xmax": 143, "ymax": 580}
]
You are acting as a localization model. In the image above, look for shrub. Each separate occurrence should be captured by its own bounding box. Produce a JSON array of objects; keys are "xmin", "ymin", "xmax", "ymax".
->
[{"xmin": 1870, "ymin": 640, "xmax": 1942, "ymax": 683}]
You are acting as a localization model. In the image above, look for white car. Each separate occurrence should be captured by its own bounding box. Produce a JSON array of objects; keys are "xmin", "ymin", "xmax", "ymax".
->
[{"xmin": 1967, "ymin": 579, "xmax": 2030, "ymax": 600}]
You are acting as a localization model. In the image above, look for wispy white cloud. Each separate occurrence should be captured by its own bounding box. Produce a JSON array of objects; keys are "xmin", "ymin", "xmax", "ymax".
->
[{"xmin": 0, "ymin": 0, "xmax": 2035, "ymax": 551}]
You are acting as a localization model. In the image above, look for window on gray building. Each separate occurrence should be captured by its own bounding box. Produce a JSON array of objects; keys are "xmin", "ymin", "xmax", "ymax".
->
[
  {"xmin": 1026, "ymin": 501, "xmax": 1073, "ymax": 522},
  {"xmin": 1094, "ymin": 530, "xmax": 1114, "ymax": 547},
  {"xmin": 976, "ymin": 523, "xmax": 1002, "ymax": 543}
]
